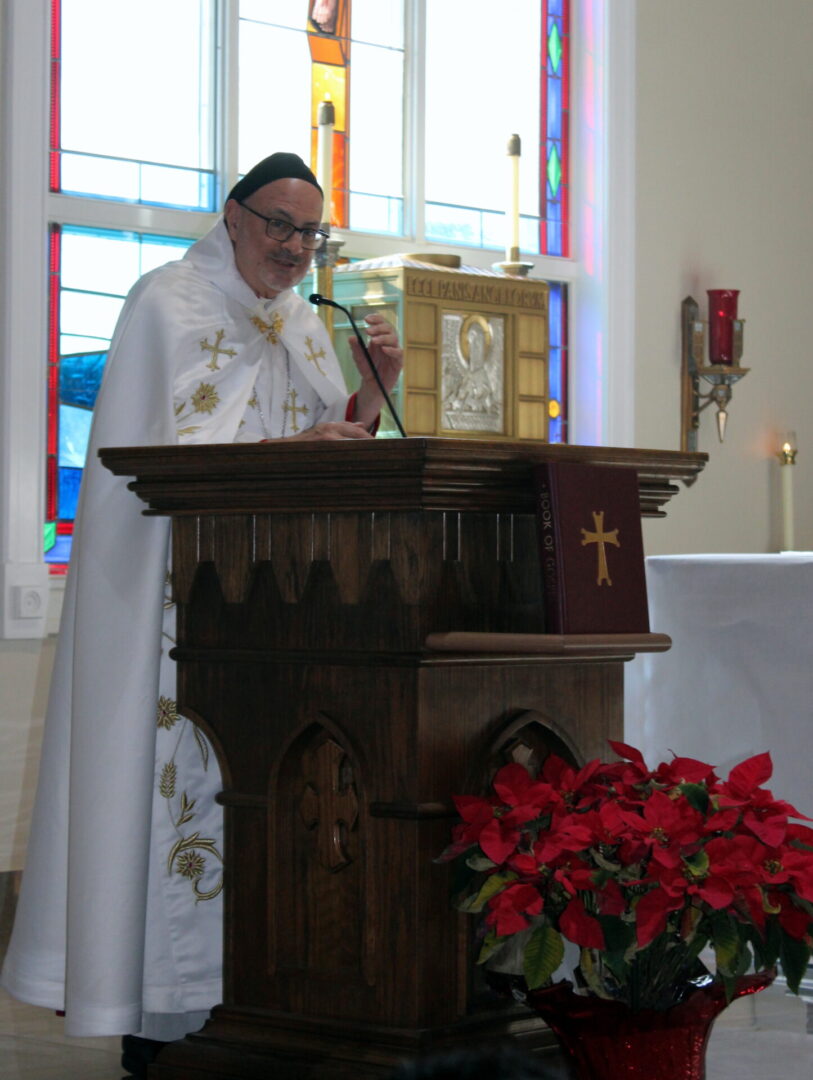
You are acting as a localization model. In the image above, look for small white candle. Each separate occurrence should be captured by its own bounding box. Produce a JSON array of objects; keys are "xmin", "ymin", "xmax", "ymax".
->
[
  {"xmin": 506, "ymin": 133, "xmax": 521, "ymax": 261},
  {"xmin": 317, "ymin": 96, "xmax": 334, "ymax": 222}
]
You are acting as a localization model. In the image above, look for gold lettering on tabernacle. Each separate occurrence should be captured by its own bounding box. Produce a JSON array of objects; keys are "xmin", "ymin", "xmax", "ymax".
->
[
  {"xmin": 580, "ymin": 510, "xmax": 620, "ymax": 586},
  {"xmin": 406, "ymin": 277, "xmax": 545, "ymax": 310}
]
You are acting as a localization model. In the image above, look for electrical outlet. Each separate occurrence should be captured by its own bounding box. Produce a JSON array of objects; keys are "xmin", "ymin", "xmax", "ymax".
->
[{"xmin": 12, "ymin": 584, "xmax": 47, "ymax": 619}]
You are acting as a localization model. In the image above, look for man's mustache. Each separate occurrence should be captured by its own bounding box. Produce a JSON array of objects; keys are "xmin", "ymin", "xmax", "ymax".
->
[{"xmin": 268, "ymin": 253, "xmax": 302, "ymax": 266}]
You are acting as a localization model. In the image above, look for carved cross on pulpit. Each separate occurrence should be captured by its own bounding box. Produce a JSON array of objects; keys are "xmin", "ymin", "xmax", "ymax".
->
[
  {"xmin": 300, "ymin": 739, "xmax": 359, "ymax": 872},
  {"xmin": 580, "ymin": 510, "xmax": 620, "ymax": 586}
]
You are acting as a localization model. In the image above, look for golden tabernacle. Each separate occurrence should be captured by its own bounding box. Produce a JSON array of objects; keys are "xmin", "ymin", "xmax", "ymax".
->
[{"xmin": 331, "ymin": 254, "xmax": 550, "ymax": 441}]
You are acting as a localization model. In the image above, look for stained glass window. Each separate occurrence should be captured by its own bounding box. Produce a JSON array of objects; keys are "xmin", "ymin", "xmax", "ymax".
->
[
  {"xmin": 51, "ymin": 0, "xmax": 216, "ymax": 210},
  {"xmin": 541, "ymin": 0, "xmax": 570, "ymax": 256},
  {"xmin": 238, "ymin": 0, "xmax": 405, "ymax": 236},
  {"xmin": 46, "ymin": 0, "xmax": 571, "ymax": 571},
  {"xmin": 45, "ymin": 227, "xmax": 193, "ymax": 568},
  {"xmin": 424, "ymin": 2, "xmax": 541, "ymax": 250},
  {"xmin": 424, "ymin": 0, "xmax": 569, "ymax": 257},
  {"xmin": 547, "ymin": 283, "xmax": 568, "ymax": 443}
]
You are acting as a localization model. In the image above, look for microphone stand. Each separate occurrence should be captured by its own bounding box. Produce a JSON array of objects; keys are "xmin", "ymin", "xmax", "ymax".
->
[{"xmin": 309, "ymin": 293, "xmax": 408, "ymax": 438}]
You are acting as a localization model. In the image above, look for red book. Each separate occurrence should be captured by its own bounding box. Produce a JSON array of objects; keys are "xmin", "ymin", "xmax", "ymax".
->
[{"xmin": 534, "ymin": 462, "xmax": 650, "ymax": 634}]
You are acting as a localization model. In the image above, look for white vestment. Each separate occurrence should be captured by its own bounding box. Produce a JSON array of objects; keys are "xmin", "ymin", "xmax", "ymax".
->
[{"xmin": 1, "ymin": 220, "xmax": 350, "ymax": 1038}]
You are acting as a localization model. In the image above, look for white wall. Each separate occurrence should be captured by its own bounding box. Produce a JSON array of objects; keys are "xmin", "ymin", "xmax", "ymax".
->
[
  {"xmin": 0, "ymin": 639, "xmax": 54, "ymax": 871},
  {"xmin": 636, "ymin": 0, "xmax": 813, "ymax": 555}
]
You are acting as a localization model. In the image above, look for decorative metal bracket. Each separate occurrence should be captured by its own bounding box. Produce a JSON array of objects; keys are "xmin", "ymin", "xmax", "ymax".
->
[{"xmin": 680, "ymin": 295, "xmax": 749, "ymax": 454}]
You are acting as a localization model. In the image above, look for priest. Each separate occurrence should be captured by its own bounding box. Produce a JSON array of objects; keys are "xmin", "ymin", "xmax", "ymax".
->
[{"xmin": 0, "ymin": 153, "xmax": 403, "ymax": 1072}]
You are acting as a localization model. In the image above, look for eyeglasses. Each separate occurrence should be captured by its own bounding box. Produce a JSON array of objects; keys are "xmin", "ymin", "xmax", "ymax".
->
[{"xmin": 238, "ymin": 202, "xmax": 329, "ymax": 250}]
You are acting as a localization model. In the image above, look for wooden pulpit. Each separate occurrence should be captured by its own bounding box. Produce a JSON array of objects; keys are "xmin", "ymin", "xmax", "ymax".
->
[{"xmin": 99, "ymin": 437, "xmax": 704, "ymax": 1080}]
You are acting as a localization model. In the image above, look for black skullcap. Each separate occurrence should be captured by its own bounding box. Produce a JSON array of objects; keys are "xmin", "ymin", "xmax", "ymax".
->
[{"xmin": 226, "ymin": 152, "xmax": 322, "ymax": 206}]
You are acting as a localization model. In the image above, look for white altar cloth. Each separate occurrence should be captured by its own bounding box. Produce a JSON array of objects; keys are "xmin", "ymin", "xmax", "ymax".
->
[{"xmin": 625, "ymin": 553, "xmax": 813, "ymax": 817}]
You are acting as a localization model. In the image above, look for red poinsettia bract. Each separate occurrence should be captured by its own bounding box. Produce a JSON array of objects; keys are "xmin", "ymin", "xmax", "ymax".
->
[{"xmin": 443, "ymin": 742, "xmax": 813, "ymax": 1004}]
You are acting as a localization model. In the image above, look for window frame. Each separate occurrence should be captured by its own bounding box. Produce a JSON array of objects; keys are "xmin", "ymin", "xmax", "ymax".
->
[{"xmin": 0, "ymin": 0, "xmax": 635, "ymax": 638}]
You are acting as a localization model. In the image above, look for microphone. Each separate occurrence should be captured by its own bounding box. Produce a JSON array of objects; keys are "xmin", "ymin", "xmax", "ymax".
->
[{"xmin": 309, "ymin": 293, "xmax": 407, "ymax": 438}]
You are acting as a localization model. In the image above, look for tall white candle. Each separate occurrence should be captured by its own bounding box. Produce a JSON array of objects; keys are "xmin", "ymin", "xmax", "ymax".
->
[
  {"xmin": 781, "ymin": 465, "xmax": 794, "ymax": 550},
  {"xmin": 506, "ymin": 134, "xmax": 521, "ymax": 262},
  {"xmin": 317, "ymin": 96, "xmax": 334, "ymax": 223},
  {"xmin": 779, "ymin": 434, "xmax": 797, "ymax": 551}
]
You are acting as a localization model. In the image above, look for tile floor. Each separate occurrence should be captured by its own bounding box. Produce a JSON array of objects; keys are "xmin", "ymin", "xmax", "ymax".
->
[
  {"xmin": 1, "ymin": 981, "xmax": 812, "ymax": 1079},
  {"xmin": 1, "ymin": 869, "xmax": 811, "ymax": 1080}
]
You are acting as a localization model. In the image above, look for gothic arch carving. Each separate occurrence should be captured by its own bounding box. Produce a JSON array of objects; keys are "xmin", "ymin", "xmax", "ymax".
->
[
  {"xmin": 471, "ymin": 708, "xmax": 582, "ymax": 794},
  {"xmin": 268, "ymin": 713, "xmax": 374, "ymax": 986}
]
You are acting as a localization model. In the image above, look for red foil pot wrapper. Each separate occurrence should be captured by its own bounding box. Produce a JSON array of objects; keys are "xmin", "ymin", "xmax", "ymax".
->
[
  {"xmin": 525, "ymin": 974, "xmax": 772, "ymax": 1080},
  {"xmin": 707, "ymin": 289, "xmax": 740, "ymax": 365}
]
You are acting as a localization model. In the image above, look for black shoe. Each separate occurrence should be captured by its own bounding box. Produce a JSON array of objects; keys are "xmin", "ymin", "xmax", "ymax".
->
[{"xmin": 121, "ymin": 1034, "xmax": 168, "ymax": 1079}]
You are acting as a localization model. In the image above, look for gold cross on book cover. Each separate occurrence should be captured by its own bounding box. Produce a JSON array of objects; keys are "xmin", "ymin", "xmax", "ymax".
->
[{"xmin": 534, "ymin": 462, "xmax": 650, "ymax": 634}]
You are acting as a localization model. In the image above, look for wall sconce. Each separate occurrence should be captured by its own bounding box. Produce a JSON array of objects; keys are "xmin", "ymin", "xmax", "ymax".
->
[{"xmin": 680, "ymin": 292, "xmax": 750, "ymax": 452}]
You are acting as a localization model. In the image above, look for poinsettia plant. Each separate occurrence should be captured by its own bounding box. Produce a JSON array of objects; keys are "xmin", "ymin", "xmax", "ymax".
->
[{"xmin": 439, "ymin": 741, "xmax": 813, "ymax": 1011}]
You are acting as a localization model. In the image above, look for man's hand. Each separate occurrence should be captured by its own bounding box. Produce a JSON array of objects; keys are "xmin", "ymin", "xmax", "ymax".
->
[
  {"xmin": 348, "ymin": 314, "xmax": 404, "ymax": 430},
  {"xmin": 288, "ymin": 420, "xmax": 375, "ymax": 441}
]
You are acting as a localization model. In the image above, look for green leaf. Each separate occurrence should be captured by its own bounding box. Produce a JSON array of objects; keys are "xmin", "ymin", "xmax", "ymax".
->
[
  {"xmin": 599, "ymin": 915, "xmax": 635, "ymax": 956},
  {"xmin": 477, "ymin": 930, "xmax": 506, "ymax": 965},
  {"xmin": 466, "ymin": 854, "xmax": 498, "ymax": 872},
  {"xmin": 683, "ymin": 849, "xmax": 710, "ymax": 878},
  {"xmin": 721, "ymin": 971, "xmax": 740, "ymax": 1003},
  {"xmin": 578, "ymin": 948, "xmax": 606, "ymax": 997},
  {"xmin": 733, "ymin": 942, "xmax": 753, "ymax": 978},
  {"xmin": 592, "ymin": 850, "xmax": 622, "ymax": 873},
  {"xmin": 523, "ymin": 924, "xmax": 565, "ymax": 990},
  {"xmin": 760, "ymin": 918, "xmax": 782, "ymax": 971},
  {"xmin": 685, "ymin": 927, "xmax": 710, "ymax": 965},
  {"xmin": 449, "ymin": 853, "xmax": 481, "ymax": 903},
  {"xmin": 680, "ymin": 783, "xmax": 710, "ymax": 814},
  {"xmin": 711, "ymin": 913, "xmax": 741, "ymax": 975},
  {"xmin": 459, "ymin": 871, "xmax": 517, "ymax": 914},
  {"xmin": 780, "ymin": 931, "xmax": 811, "ymax": 994}
]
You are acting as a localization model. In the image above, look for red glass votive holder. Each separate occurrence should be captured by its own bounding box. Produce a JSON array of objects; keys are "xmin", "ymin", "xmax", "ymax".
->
[{"xmin": 707, "ymin": 289, "xmax": 740, "ymax": 365}]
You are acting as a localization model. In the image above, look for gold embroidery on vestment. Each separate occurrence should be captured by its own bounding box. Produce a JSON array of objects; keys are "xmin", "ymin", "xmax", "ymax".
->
[
  {"xmin": 283, "ymin": 388, "xmax": 309, "ymax": 433},
  {"xmin": 160, "ymin": 761, "xmax": 177, "ymax": 799},
  {"xmin": 175, "ymin": 790, "xmax": 197, "ymax": 826},
  {"xmin": 191, "ymin": 382, "xmax": 220, "ymax": 414},
  {"xmin": 167, "ymin": 834, "xmax": 224, "ymax": 901},
  {"xmin": 250, "ymin": 311, "xmax": 284, "ymax": 343},
  {"xmin": 303, "ymin": 336, "xmax": 327, "ymax": 375},
  {"xmin": 175, "ymin": 383, "xmax": 220, "ymax": 434},
  {"xmin": 157, "ymin": 701, "xmax": 225, "ymax": 903},
  {"xmin": 157, "ymin": 696, "xmax": 179, "ymax": 730},
  {"xmin": 200, "ymin": 329, "xmax": 237, "ymax": 371}
]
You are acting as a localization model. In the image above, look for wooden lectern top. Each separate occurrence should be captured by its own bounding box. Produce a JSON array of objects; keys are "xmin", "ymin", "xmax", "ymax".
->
[{"xmin": 100, "ymin": 436, "xmax": 706, "ymax": 518}]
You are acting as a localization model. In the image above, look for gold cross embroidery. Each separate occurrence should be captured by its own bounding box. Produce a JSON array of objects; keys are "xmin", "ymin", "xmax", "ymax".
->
[
  {"xmin": 283, "ymin": 388, "xmax": 309, "ymax": 433},
  {"xmin": 200, "ymin": 329, "xmax": 237, "ymax": 371},
  {"xmin": 580, "ymin": 510, "xmax": 620, "ymax": 586},
  {"xmin": 303, "ymin": 336, "xmax": 327, "ymax": 376},
  {"xmin": 250, "ymin": 311, "xmax": 284, "ymax": 343}
]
